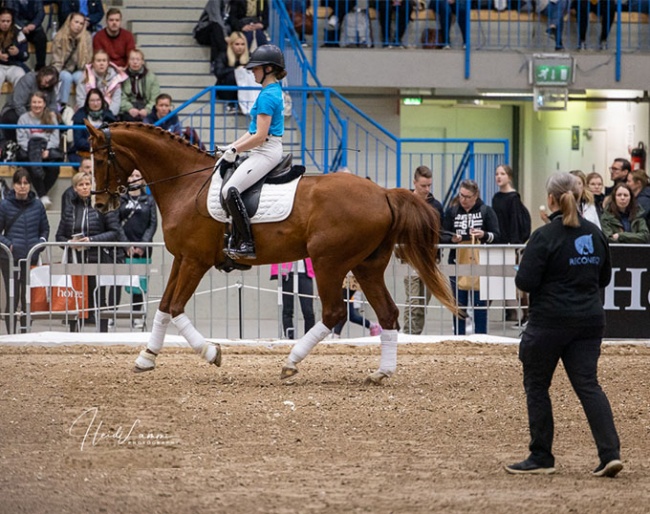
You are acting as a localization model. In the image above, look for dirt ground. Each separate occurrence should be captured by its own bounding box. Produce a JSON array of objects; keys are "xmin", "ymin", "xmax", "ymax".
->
[{"xmin": 0, "ymin": 341, "xmax": 648, "ymax": 514}]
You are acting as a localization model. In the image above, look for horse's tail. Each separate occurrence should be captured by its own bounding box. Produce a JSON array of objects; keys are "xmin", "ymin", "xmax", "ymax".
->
[{"xmin": 385, "ymin": 189, "xmax": 461, "ymax": 317}]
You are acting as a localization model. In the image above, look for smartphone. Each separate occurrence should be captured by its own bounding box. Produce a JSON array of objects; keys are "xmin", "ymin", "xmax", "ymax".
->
[{"xmin": 71, "ymin": 232, "xmax": 84, "ymax": 240}]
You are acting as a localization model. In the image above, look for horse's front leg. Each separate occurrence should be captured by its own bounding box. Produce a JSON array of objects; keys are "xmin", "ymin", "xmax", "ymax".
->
[
  {"xmin": 134, "ymin": 258, "xmax": 182, "ymax": 372},
  {"xmin": 134, "ymin": 259, "xmax": 221, "ymax": 371}
]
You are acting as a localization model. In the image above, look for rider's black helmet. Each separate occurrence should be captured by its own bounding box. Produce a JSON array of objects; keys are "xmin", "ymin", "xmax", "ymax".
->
[{"xmin": 245, "ymin": 44, "xmax": 285, "ymax": 71}]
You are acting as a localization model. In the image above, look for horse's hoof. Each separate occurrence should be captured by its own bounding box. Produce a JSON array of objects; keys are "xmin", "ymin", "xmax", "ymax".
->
[
  {"xmin": 364, "ymin": 370, "xmax": 391, "ymax": 386},
  {"xmin": 134, "ymin": 349, "xmax": 157, "ymax": 373},
  {"xmin": 133, "ymin": 365, "xmax": 154, "ymax": 373},
  {"xmin": 280, "ymin": 364, "xmax": 299, "ymax": 380},
  {"xmin": 211, "ymin": 344, "xmax": 222, "ymax": 367},
  {"xmin": 201, "ymin": 342, "xmax": 222, "ymax": 367}
]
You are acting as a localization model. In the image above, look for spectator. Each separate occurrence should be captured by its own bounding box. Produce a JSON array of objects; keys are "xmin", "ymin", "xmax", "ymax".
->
[
  {"xmin": 143, "ymin": 93, "xmax": 182, "ymax": 133},
  {"xmin": 0, "ymin": 168, "xmax": 49, "ymax": 333},
  {"xmin": 51, "ymin": 11, "xmax": 93, "ymax": 109},
  {"xmin": 16, "ymin": 91, "xmax": 63, "ymax": 209},
  {"xmin": 229, "ymin": 0, "xmax": 270, "ymax": 50},
  {"xmin": 428, "ymin": 0, "xmax": 467, "ymax": 48},
  {"xmin": 586, "ymin": 171, "xmax": 605, "ymax": 214},
  {"xmin": 270, "ymin": 260, "xmax": 316, "ymax": 339},
  {"xmin": 55, "ymin": 171, "xmax": 122, "ymax": 332},
  {"xmin": 0, "ymin": 7, "xmax": 29, "ymax": 90},
  {"xmin": 402, "ymin": 165, "xmax": 443, "ymax": 335},
  {"xmin": 76, "ymin": 49, "xmax": 128, "ymax": 116},
  {"xmin": 492, "ymin": 164, "xmax": 531, "ymax": 323},
  {"xmin": 492, "ymin": 164, "xmax": 531, "ymax": 244},
  {"xmin": 59, "ymin": 0, "xmax": 105, "ymax": 34},
  {"xmin": 193, "ymin": 0, "xmax": 238, "ymax": 70},
  {"xmin": 119, "ymin": 49, "xmax": 160, "ymax": 122},
  {"xmin": 331, "ymin": 272, "xmax": 381, "ymax": 338},
  {"xmin": 441, "ymin": 178, "xmax": 500, "ymax": 335},
  {"xmin": 113, "ymin": 169, "xmax": 158, "ymax": 329},
  {"xmin": 321, "ymin": 0, "xmax": 356, "ymax": 48},
  {"xmin": 375, "ymin": 0, "xmax": 411, "ymax": 47},
  {"xmin": 92, "ymin": 7, "xmax": 136, "ymax": 71},
  {"xmin": 60, "ymin": 156, "xmax": 92, "ymax": 211},
  {"xmin": 215, "ymin": 31, "xmax": 250, "ymax": 114},
  {"xmin": 0, "ymin": 65, "xmax": 59, "ymax": 142},
  {"xmin": 600, "ymin": 182, "xmax": 650, "ymax": 243},
  {"xmin": 605, "ymin": 157, "xmax": 631, "ymax": 195},
  {"xmin": 575, "ymin": 0, "xmax": 616, "ymax": 50},
  {"xmin": 569, "ymin": 170, "xmax": 601, "ymax": 229},
  {"xmin": 625, "ymin": 168, "xmax": 650, "ymax": 226},
  {"xmin": 506, "ymin": 171, "xmax": 621, "ymax": 478},
  {"xmin": 69, "ymin": 88, "xmax": 116, "ymax": 163},
  {"xmin": 4, "ymin": 0, "xmax": 47, "ymax": 70},
  {"xmin": 536, "ymin": 0, "xmax": 568, "ymax": 50}
]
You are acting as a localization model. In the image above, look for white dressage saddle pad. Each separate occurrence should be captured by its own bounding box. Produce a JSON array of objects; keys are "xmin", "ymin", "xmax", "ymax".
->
[{"xmin": 207, "ymin": 172, "xmax": 302, "ymax": 224}]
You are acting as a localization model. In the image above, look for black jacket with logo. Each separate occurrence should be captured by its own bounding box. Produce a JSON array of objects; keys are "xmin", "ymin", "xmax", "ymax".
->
[{"xmin": 516, "ymin": 211, "xmax": 612, "ymax": 328}]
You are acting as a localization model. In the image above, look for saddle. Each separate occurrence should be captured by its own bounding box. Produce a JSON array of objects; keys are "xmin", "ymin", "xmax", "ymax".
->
[{"xmin": 219, "ymin": 154, "xmax": 305, "ymax": 217}]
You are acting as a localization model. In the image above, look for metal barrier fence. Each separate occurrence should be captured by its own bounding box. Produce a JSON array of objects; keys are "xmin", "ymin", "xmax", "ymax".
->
[{"xmin": 0, "ymin": 241, "xmax": 536, "ymax": 338}]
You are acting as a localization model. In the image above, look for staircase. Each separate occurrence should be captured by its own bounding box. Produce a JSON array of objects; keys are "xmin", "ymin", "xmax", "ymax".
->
[{"xmin": 123, "ymin": 0, "xmax": 213, "ymax": 105}]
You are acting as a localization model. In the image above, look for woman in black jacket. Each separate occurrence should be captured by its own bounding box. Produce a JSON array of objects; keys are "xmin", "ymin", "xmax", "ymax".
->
[
  {"xmin": 68, "ymin": 88, "xmax": 116, "ymax": 163},
  {"xmin": 441, "ymin": 179, "xmax": 500, "ymax": 335},
  {"xmin": 505, "ymin": 172, "xmax": 622, "ymax": 478},
  {"xmin": 0, "ymin": 168, "xmax": 49, "ymax": 333},
  {"xmin": 114, "ymin": 169, "xmax": 157, "ymax": 328},
  {"xmin": 55, "ymin": 171, "xmax": 121, "ymax": 331}
]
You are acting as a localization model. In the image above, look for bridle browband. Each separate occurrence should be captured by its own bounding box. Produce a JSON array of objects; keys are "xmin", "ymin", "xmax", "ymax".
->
[{"xmin": 91, "ymin": 125, "xmax": 217, "ymax": 198}]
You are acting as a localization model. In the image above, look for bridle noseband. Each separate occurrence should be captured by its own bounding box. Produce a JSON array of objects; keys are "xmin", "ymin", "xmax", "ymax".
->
[{"xmin": 91, "ymin": 125, "xmax": 128, "ymax": 199}]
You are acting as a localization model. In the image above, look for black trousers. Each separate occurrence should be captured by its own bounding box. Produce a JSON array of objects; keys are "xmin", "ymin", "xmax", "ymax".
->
[
  {"xmin": 519, "ymin": 324, "xmax": 621, "ymax": 467},
  {"xmin": 281, "ymin": 272, "xmax": 315, "ymax": 339},
  {"xmin": 575, "ymin": 0, "xmax": 616, "ymax": 43},
  {"xmin": 0, "ymin": 259, "xmax": 28, "ymax": 334}
]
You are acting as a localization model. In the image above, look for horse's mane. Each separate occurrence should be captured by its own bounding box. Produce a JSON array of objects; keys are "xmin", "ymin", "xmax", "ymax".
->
[{"xmin": 109, "ymin": 121, "xmax": 212, "ymax": 156}]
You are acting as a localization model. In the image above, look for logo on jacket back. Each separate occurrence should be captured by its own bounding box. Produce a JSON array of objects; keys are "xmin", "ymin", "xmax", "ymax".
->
[{"xmin": 570, "ymin": 234, "xmax": 600, "ymax": 265}]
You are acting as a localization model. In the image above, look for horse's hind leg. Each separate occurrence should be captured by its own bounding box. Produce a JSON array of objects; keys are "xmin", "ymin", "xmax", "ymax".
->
[
  {"xmin": 280, "ymin": 267, "xmax": 347, "ymax": 380},
  {"xmin": 351, "ymin": 254, "xmax": 400, "ymax": 385}
]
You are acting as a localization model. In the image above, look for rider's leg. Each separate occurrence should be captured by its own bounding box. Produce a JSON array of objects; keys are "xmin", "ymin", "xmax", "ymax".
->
[{"xmin": 221, "ymin": 138, "xmax": 282, "ymax": 258}]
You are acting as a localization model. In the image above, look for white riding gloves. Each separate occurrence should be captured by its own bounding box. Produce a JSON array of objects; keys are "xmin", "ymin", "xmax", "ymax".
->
[{"xmin": 223, "ymin": 147, "xmax": 238, "ymax": 163}]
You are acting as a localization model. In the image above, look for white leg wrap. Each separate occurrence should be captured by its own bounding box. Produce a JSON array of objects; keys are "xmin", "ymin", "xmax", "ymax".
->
[
  {"xmin": 379, "ymin": 329, "xmax": 398, "ymax": 376},
  {"xmin": 134, "ymin": 349, "xmax": 157, "ymax": 371},
  {"xmin": 147, "ymin": 310, "xmax": 171, "ymax": 355},
  {"xmin": 172, "ymin": 313, "xmax": 217, "ymax": 364},
  {"xmin": 288, "ymin": 321, "xmax": 331, "ymax": 365}
]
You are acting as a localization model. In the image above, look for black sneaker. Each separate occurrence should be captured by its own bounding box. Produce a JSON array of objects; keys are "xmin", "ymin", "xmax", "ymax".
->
[
  {"xmin": 505, "ymin": 459, "xmax": 556, "ymax": 475},
  {"xmin": 592, "ymin": 459, "xmax": 623, "ymax": 478}
]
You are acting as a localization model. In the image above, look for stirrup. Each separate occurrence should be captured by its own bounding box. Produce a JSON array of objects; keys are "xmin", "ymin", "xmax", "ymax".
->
[{"xmin": 225, "ymin": 242, "xmax": 256, "ymax": 260}]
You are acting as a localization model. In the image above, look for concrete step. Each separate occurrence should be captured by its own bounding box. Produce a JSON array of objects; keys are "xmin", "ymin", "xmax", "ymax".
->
[
  {"xmin": 140, "ymin": 45, "xmax": 209, "ymax": 61},
  {"xmin": 137, "ymin": 33, "xmax": 197, "ymax": 46},
  {"xmin": 157, "ymin": 73, "xmax": 214, "ymax": 88},
  {"xmin": 148, "ymin": 60, "xmax": 209, "ymax": 74},
  {"xmin": 126, "ymin": 6, "xmax": 203, "ymax": 23},
  {"xmin": 131, "ymin": 20, "xmax": 195, "ymax": 34}
]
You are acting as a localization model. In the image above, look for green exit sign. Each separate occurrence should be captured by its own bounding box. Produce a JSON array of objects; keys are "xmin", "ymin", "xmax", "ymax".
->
[
  {"xmin": 530, "ymin": 55, "xmax": 574, "ymax": 86},
  {"xmin": 535, "ymin": 65, "xmax": 572, "ymax": 85}
]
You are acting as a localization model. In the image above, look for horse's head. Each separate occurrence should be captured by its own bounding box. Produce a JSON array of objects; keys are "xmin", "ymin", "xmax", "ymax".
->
[{"xmin": 86, "ymin": 120, "xmax": 129, "ymax": 213}]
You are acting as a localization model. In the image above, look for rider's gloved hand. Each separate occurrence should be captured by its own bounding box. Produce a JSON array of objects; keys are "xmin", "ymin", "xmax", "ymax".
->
[{"xmin": 223, "ymin": 147, "xmax": 238, "ymax": 163}]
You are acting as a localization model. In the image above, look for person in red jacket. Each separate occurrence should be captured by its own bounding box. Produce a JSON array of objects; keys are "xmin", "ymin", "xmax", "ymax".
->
[{"xmin": 92, "ymin": 7, "xmax": 135, "ymax": 70}]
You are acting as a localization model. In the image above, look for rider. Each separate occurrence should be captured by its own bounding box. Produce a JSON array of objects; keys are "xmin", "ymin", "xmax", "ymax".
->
[{"xmin": 219, "ymin": 44, "xmax": 287, "ymax": 259}]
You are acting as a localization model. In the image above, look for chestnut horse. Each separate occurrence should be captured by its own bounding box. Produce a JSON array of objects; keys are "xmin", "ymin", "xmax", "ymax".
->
[{"xmin": 87, "ymin": 122, "xmax": 458, "ymax": 384}]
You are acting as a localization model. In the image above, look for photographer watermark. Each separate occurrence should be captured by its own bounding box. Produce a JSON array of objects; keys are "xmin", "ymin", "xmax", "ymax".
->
[{"xmin": 69, "ymin": 407, "xmax": 179, "ymax": 451}]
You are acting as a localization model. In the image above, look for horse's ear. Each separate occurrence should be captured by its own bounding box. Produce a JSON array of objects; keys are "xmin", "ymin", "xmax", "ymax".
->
[{"xmin": 85, "ymin": 120, "xmax": 102, "ymax": 140}]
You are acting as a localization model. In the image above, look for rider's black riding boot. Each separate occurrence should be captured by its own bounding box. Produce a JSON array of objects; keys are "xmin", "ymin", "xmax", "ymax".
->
[{"xmin": 225, "ymin": 187, "xmax": 256, "ymax": 259}]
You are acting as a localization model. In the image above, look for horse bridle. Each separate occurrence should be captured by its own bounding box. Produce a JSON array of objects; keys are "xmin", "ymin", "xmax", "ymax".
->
[{"xmin": 91, "ymin": 125, "xmax": 217, "ymax": 198}]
